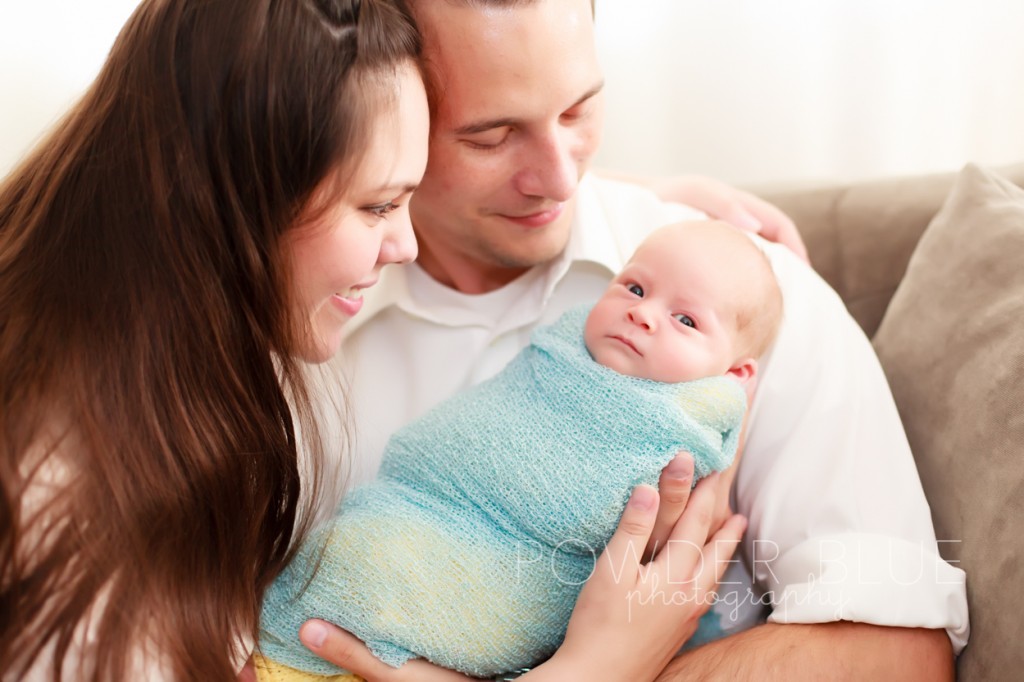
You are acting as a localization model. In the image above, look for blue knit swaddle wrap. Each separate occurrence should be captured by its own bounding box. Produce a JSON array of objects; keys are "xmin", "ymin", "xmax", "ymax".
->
[{"xmin": 259, "ymin": 305, "xmax": 747, "ymax": 677}]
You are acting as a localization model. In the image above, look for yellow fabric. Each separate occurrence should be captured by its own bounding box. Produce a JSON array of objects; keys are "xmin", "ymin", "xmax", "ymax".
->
[{"xmin": 253, "ymin": 653, "xmax": 363, "ymax": 682}]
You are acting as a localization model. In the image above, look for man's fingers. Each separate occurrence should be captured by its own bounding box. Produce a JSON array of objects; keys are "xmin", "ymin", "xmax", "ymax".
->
[
  {"xmin": 719, "ymin": 202, "xmax": 765, "ymax": 235},
  {"xmin": 644, "ymin": 453, "xmax": 694, "ymax": 561},
  {"xmin": 753, "ymin": 206, "xmax": 808, "ymax": 262},
  {"xmin": 300, "ymin": 620, "xmax": 395, "ymax": 681},
  {"xmin": 299, "ymin": 620, "xmax": 476, "ymax": 682},
  {"xmin": 742, "ymin": 197, "xmax": 809, "ymax": 263},
  {"xmin": 717, "ymin": 189, "xmax": 809, "ymax": 264}
]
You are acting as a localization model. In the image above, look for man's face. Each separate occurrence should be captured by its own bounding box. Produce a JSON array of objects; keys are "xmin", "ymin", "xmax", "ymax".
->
[{"xmin": 410, "ymin": 0, "xmax": 604, "ymax": 293}]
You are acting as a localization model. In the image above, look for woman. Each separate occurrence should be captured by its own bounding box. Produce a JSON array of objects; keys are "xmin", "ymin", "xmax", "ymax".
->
[{"xmin": 1, "ymin": 0, "xmax": 424, "ymax": 678}]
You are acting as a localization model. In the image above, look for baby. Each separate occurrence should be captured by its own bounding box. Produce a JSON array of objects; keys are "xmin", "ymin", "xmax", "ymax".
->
[{"xmin": 257, "ymin": 220, "xmax": 784, "ymax": 680}]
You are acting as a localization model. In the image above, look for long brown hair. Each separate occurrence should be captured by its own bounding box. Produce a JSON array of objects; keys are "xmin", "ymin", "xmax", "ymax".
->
[{"xmin": 0, "ymin": 0, "xmax": 419, "ymax": 679}]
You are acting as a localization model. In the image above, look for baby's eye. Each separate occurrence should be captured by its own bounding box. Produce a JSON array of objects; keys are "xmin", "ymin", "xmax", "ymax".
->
[
  {"xmin": 675, "ymin": 314, "xmax": 696, "ymax": 329},
  {"xmin": 627, "ymin": 284, "xmax": 644, "ymax": 297}
]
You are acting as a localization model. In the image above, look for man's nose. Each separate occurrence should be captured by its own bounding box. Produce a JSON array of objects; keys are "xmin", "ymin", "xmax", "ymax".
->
[{"xmin": 514, "ymin": 127, "xmax": 580, "ymax": 202}]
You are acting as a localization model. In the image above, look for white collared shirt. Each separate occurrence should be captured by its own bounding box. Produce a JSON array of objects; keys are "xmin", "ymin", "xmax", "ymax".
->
[{"xmin": 335, "ymin": 174, "xmax": 969, "ymax": 651}]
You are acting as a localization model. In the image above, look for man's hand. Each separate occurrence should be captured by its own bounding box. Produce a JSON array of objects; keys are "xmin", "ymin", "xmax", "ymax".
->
[
  {"xmin": 649, "ymin": 174, "xmax": 808, "ymax": 263},
  {"xmin": 297, "ymin": 620, "xmax": 476, "ymax": 681},
  {"xmin": 598, "ymin": 169, "xmax": 809, "ymax": 263},
  {"xmin": 656, "ymin": 622, "xmax": 954, "ymax": 681}
]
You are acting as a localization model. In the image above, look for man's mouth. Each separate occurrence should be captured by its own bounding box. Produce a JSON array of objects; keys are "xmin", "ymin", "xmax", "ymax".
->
[{"xmin": 499, "ymin": 203, "xmax": 565, "ymax": 229}]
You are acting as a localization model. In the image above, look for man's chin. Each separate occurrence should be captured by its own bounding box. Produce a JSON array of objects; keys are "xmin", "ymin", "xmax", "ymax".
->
[{"xmin": 499, "ymin": 222, "xmax": 572, "ymax": 268}]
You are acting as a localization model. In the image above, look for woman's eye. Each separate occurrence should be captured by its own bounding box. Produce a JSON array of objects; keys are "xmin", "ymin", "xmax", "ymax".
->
[
  {"xmin": 365, "ymin": 202, "xmax": 398, "ymax": 218},
  {"xmin": 675, "ymin": 314, "xmax": 696, "ymax": 329},
  {"xmin": 627, "ymin": 284, "xmax": 644, "ymax": 297}
]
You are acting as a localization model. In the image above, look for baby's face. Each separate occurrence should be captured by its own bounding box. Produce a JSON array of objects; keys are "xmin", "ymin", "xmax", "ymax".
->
[{"xmin": 584, "ymin": 222, "xmax": 747, "ymax": 383}]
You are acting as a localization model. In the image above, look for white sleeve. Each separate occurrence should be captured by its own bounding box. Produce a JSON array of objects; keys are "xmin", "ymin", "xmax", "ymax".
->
[{"xmin": 739, "ymin": 241, "xmax": 969, "ymax": 652}]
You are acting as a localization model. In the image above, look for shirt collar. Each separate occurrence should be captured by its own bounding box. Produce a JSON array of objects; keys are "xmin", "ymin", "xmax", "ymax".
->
[{"xmin": 554, "ymin": 173, "xmax": 630, "ymax": 279}]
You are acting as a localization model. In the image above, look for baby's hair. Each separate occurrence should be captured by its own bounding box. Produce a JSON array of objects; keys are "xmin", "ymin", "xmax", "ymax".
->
[{"xmin": 734, "ymin": 239, "xmax": 784, "ymax": 359}]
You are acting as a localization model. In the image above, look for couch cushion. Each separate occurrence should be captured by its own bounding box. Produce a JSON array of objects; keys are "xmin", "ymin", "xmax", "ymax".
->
[
  {"xmin": 872, "ymin": 163, "xmax": 1024, "ymax": 679},
  {"xmin": 768, "ymin": 174, "xmax": 953, "ymax": 336},
  {"xmin": 764, "ymin": 163, "xmax": 1024, "ymax": 337}
]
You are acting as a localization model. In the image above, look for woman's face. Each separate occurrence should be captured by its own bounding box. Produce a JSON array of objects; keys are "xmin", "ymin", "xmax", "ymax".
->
[{"xmin": 286, "ymin": 64, "xmax": 429, "ymax": 363}]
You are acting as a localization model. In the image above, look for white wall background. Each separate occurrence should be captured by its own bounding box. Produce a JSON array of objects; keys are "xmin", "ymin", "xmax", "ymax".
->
[
  {"xmin": 594, "ymin": 0, "xmax": 1024, "ymax": 185},
  {"xmin": 0, "ymin": 1, "xmax": 141, "ymax": 174},
  {"xmin": 3, "ymin": 0, "xmax": 1024, "ymax": 187}
]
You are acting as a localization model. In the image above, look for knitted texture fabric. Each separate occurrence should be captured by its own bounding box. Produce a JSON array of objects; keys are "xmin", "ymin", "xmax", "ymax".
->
[{"xmin": 258, "ymin": 305, "xmax": 747, "ymax": 679}]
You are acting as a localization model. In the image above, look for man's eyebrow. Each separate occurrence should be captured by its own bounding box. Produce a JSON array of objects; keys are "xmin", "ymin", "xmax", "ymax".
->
[{"xmin": 453, "ymin": 81, "xmax": 605, "ymax": 136}]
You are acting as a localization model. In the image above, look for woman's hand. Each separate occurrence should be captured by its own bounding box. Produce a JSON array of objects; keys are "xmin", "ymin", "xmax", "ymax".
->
[
  {"xmin": 644, "ymin": 453, "xmax": 695, "ymax": 561},
  {"xmin": 529, "ymin": 477, "xmax": 746, "ymax": 681}
]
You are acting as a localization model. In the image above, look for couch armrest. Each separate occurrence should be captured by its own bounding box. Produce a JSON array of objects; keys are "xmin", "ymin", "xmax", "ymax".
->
[{"xmin": 759, "ymin": 163, "xmax": 1024, "ymax": 338}]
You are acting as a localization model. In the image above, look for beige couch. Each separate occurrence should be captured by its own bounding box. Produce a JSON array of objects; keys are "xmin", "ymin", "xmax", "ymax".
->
[{"xmin": 761, "ymin": 163, "xmax": 1024, "ymax": 680}]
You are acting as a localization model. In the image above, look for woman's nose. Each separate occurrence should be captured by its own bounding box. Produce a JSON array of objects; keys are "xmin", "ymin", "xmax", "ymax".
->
[{"xmin": 379, "ymin": 206, "xmax": 418, "ymax": 265}]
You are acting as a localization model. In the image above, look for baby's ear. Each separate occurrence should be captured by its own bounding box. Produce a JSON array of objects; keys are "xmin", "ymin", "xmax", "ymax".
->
[{"xmin": 726, "ymin": 358, "xmax": 758, "ymax": 385}]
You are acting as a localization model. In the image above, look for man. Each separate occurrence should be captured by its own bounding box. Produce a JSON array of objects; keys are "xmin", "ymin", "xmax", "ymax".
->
[{"xmin": 311, "ymin": 0, "xmax": 968, "ymax": 678}]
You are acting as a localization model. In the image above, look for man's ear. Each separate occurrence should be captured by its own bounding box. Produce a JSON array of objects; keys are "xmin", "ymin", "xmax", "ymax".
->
[{"xmin": 726, "ymin": 357, "xmax": 758, "ymax": 385}]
